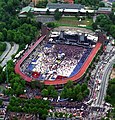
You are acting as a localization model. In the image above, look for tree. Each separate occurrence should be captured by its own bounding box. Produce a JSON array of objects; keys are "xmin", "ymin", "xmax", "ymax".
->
[
  {"xmin": 112, "ymin": 2, "xmax": 115, "ymax": 9},
  {"xmin": 109, "ymin": 12, "xmax": 115, "ymax": 24},
  {"xmin": 47, "ymin": 22, "xmax": 58, "ymax": 28},
  {"xmin": 77, "ymin": 92, "xmax": 83, "ymax": 101},
  {"xmin": 74, "ymin": 0, "xmax": 100, "ymax": 6},
  {"xmin": 41, "ymin": 114, "xmax": 47, "ymax": 120},
  {"xmin": 0, "ymin": 32, "xmax": 4, "ymax": 41},
  {"xmin": 83, "ymin": 89, "xmax": 89, "ymax": 97},
  {"xmin": 47, "ymin": 85, "xmax": 55, "ymax": 94},
  {"xmin": 8, "ymin": 97, "xmax": 52, "ymax": 118},
  {"xmin": 41, "ymin": 89, "xmax": 49, "ymax": 97},
  {"xmin": 74, "ymin": 0, "xmax": 79, "ymax": 4},
  {"xmin": 105, "ymin": 78, "xmax": 115, "ymax": 106},
  {"xmin": 11, "ymin": 20, "xmax": 19, "ymax": 29},
  {"xmin": 94, "ymin": 14, "xmax": 115, "ymax": 38},
  {"xmin": 12, "ymin": 0, "xmax": 20, "ymax": 7},
  {"xmin": 101, "ymin": 118, "xmax": 105, "ymax": 120},
  {"xmin": 0, "ymin": 42, "xmax": 6, "ymax": 52},
  {"xmin": 66, "ymin": 88, "xmax": 73, "ymax": 100},
  {"xmin": 52, "ymin": 90, "xmax": 58, "ymax": 99},
  {"xmin": 74, "ymin": 84, "xmax": 81, "ymax": 94},
  {"xmin": 86, "ymin": 11, "xmax": 90, "ymax": 18},
  {"xmin": 27, "ymin": 10, "xmax": 34, "ymax": 18},
  {"xmin": 110, "ymin": 25, "xmax": 115, "ymax": 38},
  {"xmin": 30, "ymin": 81, "xmax": 36, "ymax": 89},
  {"xmin": 60, "ymin": 87, "xmax": 68, "ymax": 99},
  {"xmin": 13, "ymin": 82, "xmax": 19, "ymax": 90},
  {"xmin": 7, "ymin": 30, "xmax": 14, "ymax": 41},
  {"xmin": 58, "ymin": 112, "xmax": 63, "ymax": 118},
  {"xmin": 92, "ymin": 23, "xmax": 98, "ymax": 30},
  {"xmin": 0, "ymin": 100, "xmax": 3, "ymax": 106},
  {"xmin": 54, "ymin": 9, "xmax": 62, "ymax": 20},
  {"xmin": 0, "ymin": 22, "xmax": 6, "ymax": 31},
  {"xmin": 5, "ymin": 1, "xmax": 14, "ymax": 13},
  {"xmin": 46, "ymin": 9, "xmax": 50, "ymax": 15},
  {"xmin": 15, "ymin": 85, "xmax": 24, "ymax": 96},
  {"xmin": 65, "ymin": 80, "xmax": 74, "ymax": 89},
  {"xmin": 2, "ymin": 28, "xmax": 7, "ymax": 40},
  {"xmin": 36, "ymin": 0, "xmax": 48, "ymax": 8},
  {"xmin": 49, "ymin": 112, "xmax": 53, "ymax": 117},
  {"xmin": 69, "ymin": 114, "xmax": 73, "ymax": 118},
  {"xmin": 99, "ymin": 2, "xmax": 105, "ymax": 7},
  {"xmin": 54, "ymin": 112, "xmax": 58, "ymax": 118},
  {"xmin": 81, "ymin": 83, "xmax": 87, "ymax": 92},
  {"xmin": 60, "ymin": 82, "xmax": 89, "ymax": 101}
]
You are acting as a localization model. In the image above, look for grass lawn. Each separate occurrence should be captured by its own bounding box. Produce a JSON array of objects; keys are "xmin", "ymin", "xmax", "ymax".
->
[{"xmin": 55, "ymin": 17, "xmax": 93, "ymax": 29}]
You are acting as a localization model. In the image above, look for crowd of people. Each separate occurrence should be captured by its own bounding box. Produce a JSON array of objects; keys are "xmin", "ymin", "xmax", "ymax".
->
[
  {"xmin": 19, "ymin": 28, "xmax": 95, "ymax": 81},
  {"xmin": 20, "ymin": 39, "xmax": 87, "ymax": 80}
]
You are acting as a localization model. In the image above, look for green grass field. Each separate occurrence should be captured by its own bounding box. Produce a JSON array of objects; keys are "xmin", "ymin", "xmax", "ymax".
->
[{"xmin": 55, "ymin": 17, "xmax": 93, "ymax": 28}]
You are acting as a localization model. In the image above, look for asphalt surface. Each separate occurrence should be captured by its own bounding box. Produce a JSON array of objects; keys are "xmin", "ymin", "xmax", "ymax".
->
[
  {"xmin": 86, "ymin": 45, "xmax": 115, "ymax": 120},
  {"xmin": 0, "ymin": 43, "xmax": 19, "ymax": 67},
  {"xmin": 96, "ymin": 57, "xmax": 115, "ymax": 106},
  {"xmin": 0, "ymin": 42, "xmax": 11, "ymax": 61}
]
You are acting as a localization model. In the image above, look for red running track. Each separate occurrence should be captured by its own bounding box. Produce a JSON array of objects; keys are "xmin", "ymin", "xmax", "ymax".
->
[{"xmin": 15, "ymin": 35, "xmax": 102, "ymax": 85}]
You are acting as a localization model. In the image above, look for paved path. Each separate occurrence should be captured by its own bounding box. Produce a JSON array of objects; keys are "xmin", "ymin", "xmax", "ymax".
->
[
  {"xmin": 0, "ymin": 43, "xmax": 19, "ymax": 67},
  {"xmin": 0, "ymin": 42, "xmax": 11, "ymax": 61}
]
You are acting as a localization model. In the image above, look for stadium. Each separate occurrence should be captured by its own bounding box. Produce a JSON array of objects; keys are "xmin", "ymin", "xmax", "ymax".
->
[{"xmin": 15, "ymin": 27, "xmax": 102, "ymax": 86}]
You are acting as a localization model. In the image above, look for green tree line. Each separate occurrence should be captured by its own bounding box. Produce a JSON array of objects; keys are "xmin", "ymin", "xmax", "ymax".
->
[
  {"xmin": 60, "ymin": 81, "xmax": 89, "ymax": 101},
  {"xmin": 0, "ymin": 42, "xmax": 6, "ymax": 56},
  {"xmin": 0, "ymin": 0, "xmax": 41, "ymax": 50},
  {"xmin": 92, "ymin": 13, "xmax": 115, "ymax": 38},
  {"xmin": 7, "ymin": 97, "xmax": 52, "ymax": 120}
]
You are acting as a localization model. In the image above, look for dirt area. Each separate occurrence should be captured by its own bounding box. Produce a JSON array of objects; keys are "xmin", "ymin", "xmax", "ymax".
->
[{"xmin": 53, "ymin": 26, "xmax": 95, "ymax": 34}]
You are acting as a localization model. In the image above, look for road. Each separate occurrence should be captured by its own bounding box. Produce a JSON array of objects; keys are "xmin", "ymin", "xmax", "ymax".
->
[
  {"xmin": 0, "ymin": 43, "xmax": 19, "ymax": 67},
  {"xmin": 0, "ymin": 42, "xmax": 11, "ymax": 61},
  {"xmin": 86, "ymin": 45, "xmax": 115, "ymax": 120},
  {"xmin": 96, "ymin": 57, "xmax": 115, "ymax": 106}
]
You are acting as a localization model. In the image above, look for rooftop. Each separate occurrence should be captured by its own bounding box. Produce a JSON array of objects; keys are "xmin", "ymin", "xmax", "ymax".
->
[
  {"xmin": 98, "ymin": 7, "xmax": 112, "ymax": 12},
  {"xmin": 20, "ymin": 6, "xmax": 34, "ymax": 14},
  {"xmin": 47, "ymin": 3, "xmax": 85, "ymax": 9}
]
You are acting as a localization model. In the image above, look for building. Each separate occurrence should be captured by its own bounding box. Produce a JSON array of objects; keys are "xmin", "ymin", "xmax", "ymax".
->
[
  {"xmin": 47, "ymin": 3, "xmax": 85, "ymax": 10},
  {"xmin": 97, "ymin": 7, "xmax": 112, "ymax": 14},
  {"xmin": 108, "ymin": 0, "xmax": 115, "ymax": 2},
  {"xmin": 19, "ymin": 3, "xmax": 94, "ymax": 16},
  {"xmin": 20, "ymin": 6, "xmax": 34, "ymax": 14}
]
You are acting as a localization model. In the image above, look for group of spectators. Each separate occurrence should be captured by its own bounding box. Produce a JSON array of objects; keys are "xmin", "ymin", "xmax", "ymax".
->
[{"xmin": 20, "ymin": 39, "xmax": 87, "ymax": 81}]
